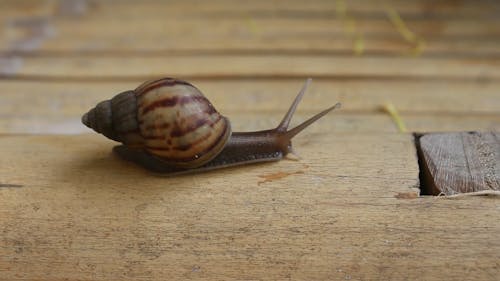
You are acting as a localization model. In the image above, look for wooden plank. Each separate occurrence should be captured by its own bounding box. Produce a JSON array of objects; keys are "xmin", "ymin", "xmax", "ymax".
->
[
  {"xmin": 0, "ymin": 112, "xmax": 399, "ymax": 134},
  {"xmin": 1, "ymin": 0, "xmax": 498, "ymax": 19},
  {"xmin": 2, "ymin": 1, "xmax": 500, "ymax": 55},
  {"xmin": 3, "ymin": 111, "xmax": 500, "ymax": 135},
  {"xmin": 5, "ymin": 32, "xmax": 500, "ymax": 57},
  {"xmin": 3, "ymin": 16, "xmax": 500, "ymax": 54},
  {"xmin": 404, "ymin": 114, "xmax": 500, "ymax": 133},
  {"xmin": 2, "ymin": 55, "xmax": 500, "ymax": 79},
  {"xmin": 81, "ymin": 1, "xmax": 500, "ymax": 19},
  {"xmin": 2, "ymin": 101, "xmax": 500, "ymax": 134},
  {"xmin": 0, "ymin": 79, "xmax": 498, "ymax": 134},
  {"xmin": 6, "ymin": 36, "xmax": 500, "ymax": 57},
  {"xmin": 12, "ymin": 18, "xmax": 497, "ymax": 39},
  {"xmin": 1, "ymin": 79, "xmax": 498, "ymax": 114},
  {"xmin": 418, "ymin": 132, "xmax": 500, "ymax": 195},
  {"xmin": 0, "ymin": 134, "xmax": 498, "ymax": 280}
]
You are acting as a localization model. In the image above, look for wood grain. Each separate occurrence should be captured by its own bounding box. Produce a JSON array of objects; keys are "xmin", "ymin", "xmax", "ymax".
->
[
  {"xmin": 0, "ymin": 134, "xmax": 462, "ymax": 280},
  {"xmin": 1, "ymin": 0, "xmax": 498, "ymax": 17},
  {"xmin": 4, "ymin": 111, "xmax": 500, "ymax": 135},
  {"xmin": 0, "ymin": 134, "xmax": 498, "ymax": 280},
  {"xmin": 1, "ymin": 79, "xmax": 499, "ymax": 114},
  {"xmin": 0, "ymin": 1, "xmax": 499, "ymax": 280},
  {"xmin": 6, "ymin": 17, "xmax": 499, "ymax": 40},
  {"xmin": 1, "ymin": 79, "xmax": 499, "ymax": 134},
  {"xmin": 1, "ymin": 0, "xmax": 500, "ymax": 56},
  {"xmin": 419, "ymin": 132, "xmax": 500, "ymax": 195},
  {"xmin": 2, "ymin": 55, "xmax": 500, "ymax": 79}
]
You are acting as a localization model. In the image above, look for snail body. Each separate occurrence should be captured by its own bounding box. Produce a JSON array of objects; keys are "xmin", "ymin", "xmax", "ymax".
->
[{"xmin": 82, "ymin": 78, "xmax": 340, "ymax": 175}]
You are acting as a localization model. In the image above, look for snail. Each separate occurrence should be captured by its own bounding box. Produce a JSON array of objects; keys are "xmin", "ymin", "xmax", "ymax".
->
[{"xmin": 82, "ymin": 77, "xmax": 340, "ymax": 175}]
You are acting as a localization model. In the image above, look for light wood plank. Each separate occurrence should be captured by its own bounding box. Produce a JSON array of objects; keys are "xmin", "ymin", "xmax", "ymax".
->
[
  {"xmin": 5, "ymin": 32, "xmax": 500, "ymax": 56},
  {"xmin": 2, "ymin": 55, "xmax": 500, "ymax": 79},
  {"xmin": 3, "ymin": 111, "xmax": 499, "ymax": 135},
  {"xmin": 17, "ymin": 18, "xmax": 498, "ymax": 39},
  {"xmin": 1, "ymin": 0, "xmax": 498, "ymax": 19},
  {"xmin": 404, "ymin": 114, "xmax": 500, "ymax": 133},
  {"xmin": 1, "ymin": 79, "xmax": 499, "ymax": 114},
  {"xmin": 0, "ymin": 113, "xmax": 398, "ymax": 134},
  {"xmin": 0, "ymin": 79, "xmax": 498, "ymax": 134},
  {"xmin": 3, "ymin": 16, "xmax": 500, "ymax": 54},
  {"xmin": 2, "ymin": 1, "xmax": 500, "ymax": 55},
  {"xmin": 0, "ymin": 134, "xmax": 498, "ymax": 280},
  {"xmin": 6, "ymin": 36, "xmax": 500, "ymax": 57}
]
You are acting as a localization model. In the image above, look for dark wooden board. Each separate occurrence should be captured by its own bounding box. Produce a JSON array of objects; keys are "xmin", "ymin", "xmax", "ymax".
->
[{"xmin": 418, "ymin": 131, "xmax": 500, "ymax": 195}]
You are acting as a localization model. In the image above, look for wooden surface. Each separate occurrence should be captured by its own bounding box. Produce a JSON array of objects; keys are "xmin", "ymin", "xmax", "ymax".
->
[
  {"xmin": 1, "ymin": 0, "xmax": 500, "ymax": 280},
  {"xmin": 419, "ymin": 132, "xmax": 500, "ymax": 195}
]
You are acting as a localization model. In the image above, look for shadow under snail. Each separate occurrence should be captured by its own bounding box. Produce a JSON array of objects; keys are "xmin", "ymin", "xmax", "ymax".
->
[{"xmin": 82, "ymin": 77, "xmax": 340, "ymax": 175}]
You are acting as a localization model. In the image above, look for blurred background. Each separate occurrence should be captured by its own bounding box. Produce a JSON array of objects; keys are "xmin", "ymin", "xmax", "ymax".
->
[{"xmin": 1, "ymin": 0, "xmax": 499, "ymax": 135}]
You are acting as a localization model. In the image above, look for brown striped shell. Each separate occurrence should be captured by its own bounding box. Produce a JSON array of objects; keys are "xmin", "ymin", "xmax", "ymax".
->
[{"xmin": 82, "ymin": 78, "xmax": 232, "ymax": 168}]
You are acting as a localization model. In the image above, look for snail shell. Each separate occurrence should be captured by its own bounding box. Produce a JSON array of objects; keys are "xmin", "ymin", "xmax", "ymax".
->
[{"xmin": 82, "ymin": 78, "xmax": 231, "ymax": 168}]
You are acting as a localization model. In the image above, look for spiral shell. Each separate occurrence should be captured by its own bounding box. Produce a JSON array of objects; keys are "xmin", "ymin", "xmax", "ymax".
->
[{"xmin": 82, "ymin": 78, "xmax": 232, "ymax": 168}]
